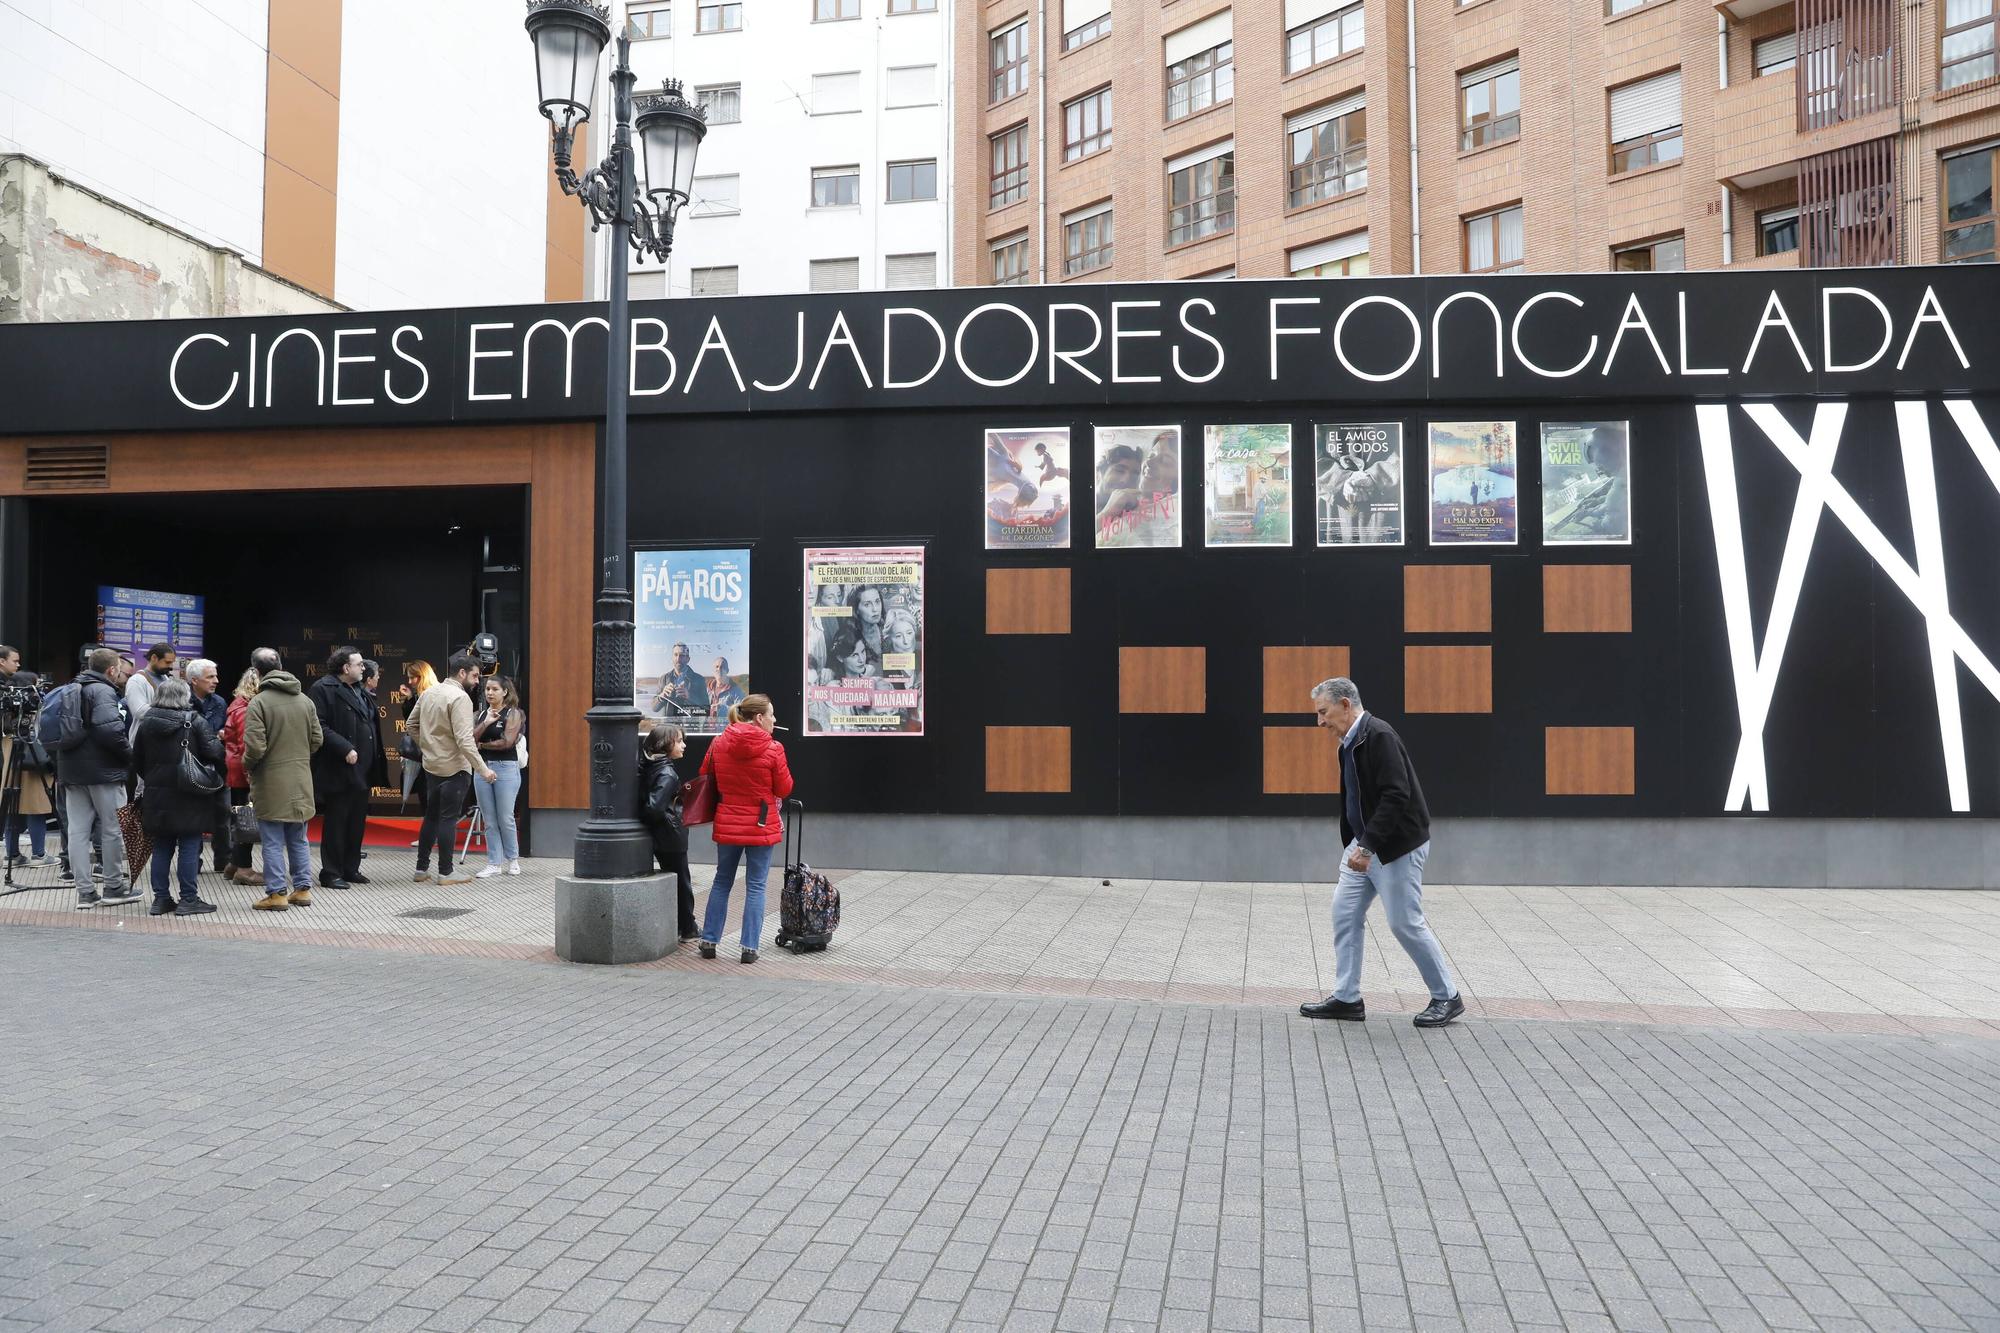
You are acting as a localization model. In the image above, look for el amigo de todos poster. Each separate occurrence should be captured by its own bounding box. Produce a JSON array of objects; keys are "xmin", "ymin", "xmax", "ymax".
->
[
  {"xmin": 1540, "ymin": 420, "xmax": 1632, "ymax": 545},
  {"xmin": 1428, "ymin": 421, "xmax": 1518, "ymax": 546},
  {"xmin": 803, "ymin": 546, "xmax": 925, "ymax": 737},
  {"xmin": 1203, "ymin": 424, "xmax": 1293, "ymax": 548},
  {"xmin": 985, "ymin": 428, "xmax": 1072, "ymax": 550},
  {"xmin": 635, "ymin": 549, "xmax": 750, "ymax": 735},
  {"xmin": 1093, "ymin": 425, "xmax": 1182, "ymax": 549},
  {"xmin": 1315, "ymin": 422, "xmax": 1404, "ymax": 546}
]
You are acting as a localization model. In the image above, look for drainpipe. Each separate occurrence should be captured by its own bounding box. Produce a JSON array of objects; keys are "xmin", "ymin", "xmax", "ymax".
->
[
  {"xmin": 1717, "ymin": 12, "xmax": 1728, "ymax": 90},
  {"xmin": 1036, "ymin": 0, "xmax": 1049, "ymax": 281},
  {"xmin": 1721, "ymin": 186, "xmax": 1734, "ymax": 264},
  {"xmin": 1405, "ymin": 0, "xmax": 1422, "ymax": 271}
]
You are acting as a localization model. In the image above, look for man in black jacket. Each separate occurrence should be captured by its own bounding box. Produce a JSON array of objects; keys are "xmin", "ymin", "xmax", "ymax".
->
[
  {"xmin": 55, "ymin": 647, "xmax": 140, "ymax": 908},
  {"xmin": 1300, "ymin": 677, "xmax": 1464, "ymax": 1028},
  {"xmin": 308, "ymin": 645, "xmax": 377, "ymax": 890}
]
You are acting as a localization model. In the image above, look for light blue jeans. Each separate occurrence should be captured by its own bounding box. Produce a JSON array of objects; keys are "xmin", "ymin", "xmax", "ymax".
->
[
  {"xmin": 1331, "ymin": 840, "xmax": 1455, "ymax": 1003},
  {"xmin": 474, "ymin": 760, "xmax": 522, "ymax": 866},
  {"xmin": 258, "ymin": 819, "xmax": 314, "ymax": 892},
  {"xmin": 702, "ymin": 842, "xmax": 774, "ymax": 950}
]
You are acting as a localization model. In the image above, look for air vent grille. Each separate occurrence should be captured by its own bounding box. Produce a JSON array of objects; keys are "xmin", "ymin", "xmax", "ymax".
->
[{"xmin": 24, "ymin": 443, "xmax": 109, "ymax": 490}]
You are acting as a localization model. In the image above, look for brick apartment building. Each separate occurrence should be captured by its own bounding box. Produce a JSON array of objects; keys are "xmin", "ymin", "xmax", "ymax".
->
[{"xmin": 949, "ymin": 0, "xmax": 2000, "ymax": 284}]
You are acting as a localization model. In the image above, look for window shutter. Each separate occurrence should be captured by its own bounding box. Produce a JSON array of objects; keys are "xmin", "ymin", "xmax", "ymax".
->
[
  {"xmin": 629, "ymin": 270, "xmax": 667, "ymax": 299},
  {"xmin": 886, "ymin": 64, "xmax": 935, "ymax": 105},
  {"xmin": 810, "ymin": 257, "xmax": 860, "ymax": 291},
  {"xmin": 1064, "ymin": 199, "xmax": 1114, "ymax": 225},
  {"xmin": 1064, "ymin": 0, "xmax": 1111, "ymax": 30},
  {"xmin": 1287, "ymin": 91, "xmax": 1365, "ymax": 134},
  {"xmin": 1753, "ymin": 31, "xmax": 1796, "ymax": 67},
  {"xmin": 693, "ymin": 174, "xmax": 739, "ymax": 215},
  {"xmin": 1290, "ymin": 230, "xmax": 1368, "ymax": 271},
  {"xmin": 1285, "ymin": 0, "xmax": 1350, "ymax": 26},
  {"xmin": 1165, "ymin": 10, "xmax": 1233, "ymax": 63},
  {"xmin": 1166, "ymin": 138, "xmax": 1235, "ymax": 175},
  {"xmin": 1608, "ymin": 69, "xmax": 1682, "ymax": 142},
  {"xmin": 886, "ymin": 253, "xmax": 936, "ymax": 288},
  {"xmin": 691, "ymin": 267, "xmax": 738, "ymax": 296},
  {"xmin": 1461, "ymin": 55, "xmax": 1519, "ymax": 87},
  {"xmin": 812, "ymin": 72, "xmax": 861, "ymax": 113}
]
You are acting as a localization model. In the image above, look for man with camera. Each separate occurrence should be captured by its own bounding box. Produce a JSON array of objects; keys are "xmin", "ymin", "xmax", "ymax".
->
[
  {"xmin": 309, "ymin": 645, "xmax": 377, "ymax": 891},
  {"xmin": 55, "ymin": 647, "xmax": 140, "ymax": 908},
  {"xmin": 0, "ymin": 644, "xmax": 56, "ymax": 868}
]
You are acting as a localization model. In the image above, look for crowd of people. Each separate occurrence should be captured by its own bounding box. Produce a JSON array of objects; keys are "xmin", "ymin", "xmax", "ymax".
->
[{"xmin": 0, "ymin": 640, "xmax": 527, "ymax": 913}]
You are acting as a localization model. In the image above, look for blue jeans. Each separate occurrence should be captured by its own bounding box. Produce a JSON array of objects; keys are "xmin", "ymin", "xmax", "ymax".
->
[
  {"xmin": 702, "ymin": 842, "xmax": 774, "ymax": 950},
  {"xmin": 258, "ymin": 820, "xmax": 313, "ymax": 892},
  {"xmin": 150, "ymin": 833, "xmax": 202, "ymax": 903},
  {"xmin": 474, "ymin": 760, "xmax": 522, "ymax": 866},
  {"xmin": 1331, "ymin": 840, "xmax": 1455, "ymax": 1003},
  {"xmin": 3, "ymin": 812, "xmax": 47, "ymax": 858}
]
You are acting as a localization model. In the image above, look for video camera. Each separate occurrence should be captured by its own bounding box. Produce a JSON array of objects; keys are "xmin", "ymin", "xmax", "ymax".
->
[{"xmin": 0, "ymin": 676, "xmax": 47, "ymax": 736}]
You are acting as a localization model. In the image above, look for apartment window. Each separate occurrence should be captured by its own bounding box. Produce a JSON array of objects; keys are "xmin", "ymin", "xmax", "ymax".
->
[
  {"xmin": 1944, "ymin": 145, "xmax": 1997, "ymax": 262},
  {"xmin": 1465, "ymin": 204, "xmax": 1524, "ymax": 273},
  {"xmin": 1285, "ymin": 0, "xmax": 1363, "ymax": 73},
  {"xmin": 1943, "ymin": 0, "xmax": 1996, "ymax": 88},
  {"xmin": 813, "ymin": 72, "xmax": 862, "ymax": 114},
  {"xmin": 1754, "ymin": 31, "xmax": 1797, "ymax": 75},
  {"xmin": 1166, "ymin": 15, "xmax": 1235, "ymax": 121},
  {"xmin": 630, "ymin": 2, "xmax": 670, "ymax": 38},
  {"xmin": 812, "ymin": 165, "xmax": 860, "ymax": 207},
  {"xmin": 1166, "ymin": 143, "xmax": 1235, "ymax": 246},
  {"xmin": 815, "ymin": 0, "xmax": 859, "ymax": 20},
  {"xmin": 1758, "ymin": 207, "xmax": 1800, "ymax": 256},
  {"xmin": 991, "ymin": 21, "xmax": 1030, "ymax": 103},
  {"xmin": 991, "ymin": 233, "xmax": 1030, "ymax": 285},
  {"xmin": 1064, "ymin": 87, "xmax": 1113, "ymax": 161},
  {"xmin": 630, "ymin": 270, "xmax": 668, "ymax": 299},
  {"xmin": 1608, "ymin": 70, "xmax": 1684, "ymax": 174},
  {"xmin": 691, "ymin": 174, "xmax": 741, "ymax": 216},
  {"xmin": 886, "ymin": 253, "xmax": 937, "ymax": 287},
  {"xmin": 1287, "ymin": 95, "xmax": 1366, "ymax": 209},
  {"xmin": 1290, "ymin": 231, "xmax": 1370, "ymax": 277},
  {"xmin": 1191, "ymin": 267, "xmax": 1236, "ymax": 278},
  {"xmin": 696, "ymin": 84, "xmax": 741, "ymax": 123},
  {"xmin": 1064, "ymin": 0, "xmax": 1112, "ymax": 46},
  {"xmin": 1460, "ymin": 57, "xmax": 1521, "ymax": 150},
  {"xmin": 889, "ymin": 0, "xmax": 938, "ymax": 10},
  {"xmin": 697, "ymin": 2, "xmax": 741, "ymax": 32},
  {"xmin": 1065, "ymin": 14, "xmax": 1112, "ymax": 47},
  {"xmin": 1064, "ymin": 202, "xmax": 1114, "ymax": 275},
  {"xmin": 691, "ymin": 266, "xmax": 739, "ymax": 296},
  {"xmin": 991, "ymin": 124, "xmax": 1030, "ymax": 208},
  {"xmin": 886, "ymin": 65, "xmax": 937, "ymax": 106},
  {"xmin": 1613, "ymin": 234, "xmax": 1686, "ymax": 270},
  {"xmin": 810, "ymin": 257, "xmax": 860, "ymax": 290},
  {"xmin": 887, "ymin": 159, "xmax": 938, "ymax": 202},
  {"xmin": 1605, "ymin": 0, "xmax": 1646, "ymax": 15}
]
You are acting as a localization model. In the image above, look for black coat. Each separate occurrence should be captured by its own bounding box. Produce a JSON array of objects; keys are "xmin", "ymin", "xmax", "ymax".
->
[
  {"xmin": 638, "ymin": 755, "xmax": 685, "ymax": 833},
  {"xmin": 132, "ymin": 705, "xmax": 225, "ymax": 836},
  {"xmin": 53, "ymin": 670, "xmax": 130, "ymax": 787},
  {"xmin": 309, "ymin": 674, "xmax": 377, "ymax": 796},
  {"xmin": 1339, "ymin": 713, "xmax": 1433, "ymax": 865}
]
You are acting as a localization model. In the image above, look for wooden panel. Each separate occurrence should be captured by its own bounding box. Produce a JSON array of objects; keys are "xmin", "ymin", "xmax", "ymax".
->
[
  {"xmin": 1262, "ymin": 645, "xmax": 1350, "ymax": 714},
  {"xmin": 1404, "ymin": 645, "xmax": 1492, "ymax": 713},
  {"xmin": 268, "ymin": 0, "xmax": 343, "ymax": 96},
  {"xmin": 1119, "ymin": 647, "xmax": 1206, "ymax": 714},
  {"xmin": 545, "ymin": 122, "xmax": 588, "ymax": 302},
  {"xmin": 264, "ymin": 59, "xmax": 341, "ymax": 190},
  {"xmin": 528, "ymin": 425, "xmax": 597, "ymax": 812},
  {"xmin": 986, "ymin": 567, "xmax": 1071, "ymax": 634},
  {"xmin": 260, "ymin": 161, "xmax": 337, "ymax": 297},
  {"xmin": 1404, "ymin": 564, "xmax": 1491, "ymax": 633},
  {"xmin": 1545, "ymin": 726, "xmax": 1636, "ymax": 795},
  {"xmin": 986, "ymin": 726, "xmax": 1072, "ymax": 793},
  {"xmin": 1544, "ymin": 565, "xmax": 1633, "ymax": 633},
  {"xmin": 1263, "ymin": 727, "xmax": 1339, "ymax": 795},
  {"xmin": 263, "ymin": 0, "xmax": 340, "ymax": 298}
]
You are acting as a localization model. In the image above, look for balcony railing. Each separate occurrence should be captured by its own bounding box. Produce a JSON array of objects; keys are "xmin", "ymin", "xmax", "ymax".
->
[{"xmin": 1796, "ymin": 0, "xmax": 1897, "ymax": 130}]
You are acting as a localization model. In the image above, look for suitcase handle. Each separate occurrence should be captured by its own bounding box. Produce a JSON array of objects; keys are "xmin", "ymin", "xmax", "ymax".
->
[{"xmin": 783, "ymin": 797, "xmax": 804, "ymax": 868}]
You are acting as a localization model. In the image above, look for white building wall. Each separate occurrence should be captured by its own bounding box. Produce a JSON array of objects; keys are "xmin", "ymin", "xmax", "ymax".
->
[
  {"xmin": 0, "ymin": 0, "xmax": 270, "ymax": 261},
  {"xmin": 611, "ymin": 0, "xmax": 951, "ymax": 297}
]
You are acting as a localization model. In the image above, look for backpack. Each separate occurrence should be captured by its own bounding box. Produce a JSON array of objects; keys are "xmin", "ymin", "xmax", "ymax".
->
[{"xmin": 35, "ymin": 681, "xmax": 77, "ymax": 753}]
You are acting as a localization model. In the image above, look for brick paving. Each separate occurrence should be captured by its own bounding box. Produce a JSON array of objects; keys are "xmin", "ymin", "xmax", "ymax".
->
[{"xmin": 2, "ymin": 927, "xmax": 1998, "ymax": 1332}]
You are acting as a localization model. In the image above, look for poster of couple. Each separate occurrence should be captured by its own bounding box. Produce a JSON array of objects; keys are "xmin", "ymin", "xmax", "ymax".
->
[{"xmin": 803, "ymin": 547, "xmax": 925, "ymax": 737}]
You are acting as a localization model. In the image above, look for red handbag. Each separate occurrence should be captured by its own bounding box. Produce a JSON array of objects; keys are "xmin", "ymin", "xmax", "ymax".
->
[{"xmin": 680, "ymin": 771, "xmax": 717, "ymax": 826}]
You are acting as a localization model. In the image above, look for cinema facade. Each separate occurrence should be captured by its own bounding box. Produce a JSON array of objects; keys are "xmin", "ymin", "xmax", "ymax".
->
[{"xmin": 1, "ymin": 268, "xmax": 1996, "ymax": 890}]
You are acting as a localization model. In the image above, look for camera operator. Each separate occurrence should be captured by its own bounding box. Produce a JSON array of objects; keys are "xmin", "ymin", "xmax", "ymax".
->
[
  {"xmin": 55, "ymin": 647, "xmax": 139, "ymax": 908},
  {"xmin": 0, "ymin": 644, "xmax": 55, "ymax": 867}
]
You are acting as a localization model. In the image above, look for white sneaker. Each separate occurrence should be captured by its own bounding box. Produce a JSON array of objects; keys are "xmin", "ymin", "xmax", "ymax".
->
[
  {"xmin": 506, "ymin": 861, "xmax": 522, "ymax": 876},
  {"xmin": 475, "ymin": 865, "xmax": 505, "ymax": 879}
]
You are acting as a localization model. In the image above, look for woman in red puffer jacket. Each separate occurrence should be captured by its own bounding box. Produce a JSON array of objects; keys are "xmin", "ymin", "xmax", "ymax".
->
[
  {"xmin": 219, "ymin": 667, "xmax": 263, "ymax": 887},
  {"xmin": 696, "ymin": 693, "xmax": 794, "ymax": 964}
]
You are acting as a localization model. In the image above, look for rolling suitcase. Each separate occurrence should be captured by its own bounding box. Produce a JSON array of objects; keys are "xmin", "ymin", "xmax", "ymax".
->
[{"xmin": 774, "ymin": 799, "xmax": 840, "ymax": 954}]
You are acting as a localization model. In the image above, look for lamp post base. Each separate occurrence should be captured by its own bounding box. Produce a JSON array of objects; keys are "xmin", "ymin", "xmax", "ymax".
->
[{"xmin": 554, "ymin": 872, "xmax": 680, "ymax": 964}]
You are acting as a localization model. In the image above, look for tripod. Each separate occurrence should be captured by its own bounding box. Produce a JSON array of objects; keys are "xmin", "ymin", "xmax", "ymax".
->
[{"xmin": 0, "ymin": 720, "xmax": 61, "ymax": 899}]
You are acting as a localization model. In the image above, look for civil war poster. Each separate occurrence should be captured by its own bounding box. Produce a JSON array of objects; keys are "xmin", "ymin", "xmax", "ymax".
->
[
  {"xmin": 1203, "ymin": 424, "xmax": 1293, "ymax": 548},
  {"xmin": 1092, "ymin": 425, "xmax": 1182, "ymax": 549},
  {"xmin": 985, "ymin": 428, "xmax": 1072, "ymax": 550},
  {"xmin": 1540, "ymin": 420, "xmax": 1632, "ymax": 545},
  {"xmin": 1315, "ymin": 422, "xmax": 1404, "ymax": 546},
  {"xmin": 1428, "ymin": 421, "xmax": 1519, "ymax": 545},
  {"xmin": 803, "ymin": 546, "xmax": 925, "ymax": 737},
  {"xmin": 635, "ymin": 548, "xmax": 750, "ymax": 735}
]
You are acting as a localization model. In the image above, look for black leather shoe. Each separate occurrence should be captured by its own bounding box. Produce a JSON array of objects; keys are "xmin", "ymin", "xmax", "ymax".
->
[
  {"xmin": 1300, "ymin": 995, "xmax": 1366, "ymax": 1021},
  {"xmin": 344, "ymin": 873, "xmax": 370, "ymax": 885},
  {"xmin": 1413, "ymin": 994, "xmax": 1466, "ymax": 1028},
  {"xmin": 322, "ymin": 877, "xmax": 351, "ymax": 892}
]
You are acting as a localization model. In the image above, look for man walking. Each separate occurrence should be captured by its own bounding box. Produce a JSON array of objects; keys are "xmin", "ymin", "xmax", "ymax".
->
[
  {"xmin": 412, "ymin": 652, "xmax": 495, "ymax": 885},
  {"xmin": 243, "ymin": 651, "xmax": 322, "ymax": 910},
  {"xmin": 1300, "ymin": 677, "xmax": 1464, "ymax": 1028},
  {"xmin": 54, "ymin": 647, "xmax": 141, "ymax": 908},
  {"xmin": 308, "ymin": 645, "xmax": 376, "ymax": 890}
]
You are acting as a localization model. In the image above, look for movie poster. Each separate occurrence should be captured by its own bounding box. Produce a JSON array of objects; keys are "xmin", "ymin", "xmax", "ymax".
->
[
  {"xmin": 803, "ymin": 546, "xmax": 924, "ymax": 737},
  {"xmin": 1093, "ymin": 425, "xmax": 1182, "ymax": 549},
  {"xmin": 1428, "ymin": 421, "xmax": 1518, "ymax": 546},
  {"xmin": 985, "ymin": 428, "xmax": 1072, "ymax": 550},
  {"xmin": 1203, "ymin": 425, "xmax": 1293, "ymax": 548},
  {"xmin": 1315, "ymin": 422, "xmax": 1404, "ymax": 547},
  {"xmin": 635, "ymin": 548, "xmax": 751, "ymax": 735},
  {"xmin": 1541, "ymin": 420, "xmax": 1632, "ymax": 545}
]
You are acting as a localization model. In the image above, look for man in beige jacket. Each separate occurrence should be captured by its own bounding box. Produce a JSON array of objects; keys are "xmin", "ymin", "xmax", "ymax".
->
[{"xmin": 412, "ymin": 652, "xmax": 495, "ymax": 884}]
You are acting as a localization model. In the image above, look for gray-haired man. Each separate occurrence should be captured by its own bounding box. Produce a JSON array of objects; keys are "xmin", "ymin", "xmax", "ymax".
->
[{"xmin": 1300, "ymin": 677, "xmax": 1464, "ymax": 1028}]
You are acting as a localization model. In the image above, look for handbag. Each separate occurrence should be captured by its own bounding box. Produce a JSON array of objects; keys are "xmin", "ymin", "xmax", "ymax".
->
[
  {"xmin": 681, "ymin": 770, "xmax": 717, "ymax": 826},
  {"xmin": 116, "ymin": 800, "xmax": 152, "ymax": 884},
  {"xmin": 228, "ymin": 801, "xmax": 259, "ymax": 845},
  {"xmin": 176, "ymin": 716, "xmax": 223, "ymax": 794}
]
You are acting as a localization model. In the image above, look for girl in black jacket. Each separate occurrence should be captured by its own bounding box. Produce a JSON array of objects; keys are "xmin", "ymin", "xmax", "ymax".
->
[
  {"xmin": 130, "ymin": 677, "xmax": 224, "ymax": 916},
  {"xmin": 639, "ymin": 725, "xmax": 697, "ymax": 943}
]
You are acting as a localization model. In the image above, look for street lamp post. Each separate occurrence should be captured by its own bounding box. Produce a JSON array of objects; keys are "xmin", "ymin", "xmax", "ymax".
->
[{"xmin": 525, "ymin": 2, "xmax": 707, "ymax": 904}]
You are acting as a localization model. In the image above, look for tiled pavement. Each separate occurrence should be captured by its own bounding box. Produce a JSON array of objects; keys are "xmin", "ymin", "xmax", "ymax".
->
[
  {"xmin": 4, "ymin": 846, "xmax": 1999, "ymax": 1035},
  {"xmin": 2, "ymin": 928, "xmax": 1998, "ymax": 1333}
]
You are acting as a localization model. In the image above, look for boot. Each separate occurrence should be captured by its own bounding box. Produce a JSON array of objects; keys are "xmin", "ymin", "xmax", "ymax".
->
[
  {"xmin": 287, "ymin": 888, "xmax": 313, "ymax": 907},
  {"xmin": 251, "ymin": 891, "xmax": 290, "ymax": 911}
]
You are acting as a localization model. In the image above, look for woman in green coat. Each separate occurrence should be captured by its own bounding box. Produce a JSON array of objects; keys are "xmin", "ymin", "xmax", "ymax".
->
[{"xmin": 243, "ymin": 668, "xmax": 322, "ymax": 911}]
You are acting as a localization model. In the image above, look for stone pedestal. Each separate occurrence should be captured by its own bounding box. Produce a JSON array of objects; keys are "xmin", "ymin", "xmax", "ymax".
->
[{"xmin": 553, "ymin": 873, "xmax": 679, "ymax": 964}]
